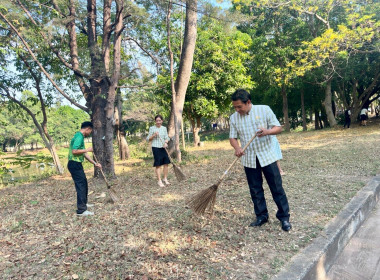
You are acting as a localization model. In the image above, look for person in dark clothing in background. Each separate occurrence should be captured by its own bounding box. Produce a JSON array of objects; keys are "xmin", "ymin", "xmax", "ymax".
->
[{"xmin": 344, "ymin": 108, "xmax": 351, "ymax": 128}]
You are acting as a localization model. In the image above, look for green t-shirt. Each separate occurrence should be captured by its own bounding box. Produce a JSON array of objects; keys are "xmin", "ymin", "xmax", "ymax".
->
[{"xmin": 68, "ymin": 132, "xmax": 85, "ymax": 162}]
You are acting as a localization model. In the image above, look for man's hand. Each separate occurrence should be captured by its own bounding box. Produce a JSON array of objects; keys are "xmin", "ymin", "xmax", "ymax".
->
[
  {"xmin": 154, "ymin": 132, "xmax": 159, "ymax": 138},
  {"xmin": 163, "ymin": 143, "xmax": 168, "ymax": 148},
  {"xmin": 86, "ymin": 147, "xmax": 94, "ymax": 152},
  {"xmin": 256, "ymin": 128, "xmax": 267, "ymax": 137},
  {"xmin": 95, "ymin": 162, "xmax": 102, "ymax": 168},
  {"xmin": 257, "ymin": 126, "xmax": 282, "ymax": 136},
  {"xmin": 234, "ymin": 147, "xmax": 245, "ymax": 157},
  {"xmin": 230, "ymin": 138, "xmax": 244, "ymax": 157}
]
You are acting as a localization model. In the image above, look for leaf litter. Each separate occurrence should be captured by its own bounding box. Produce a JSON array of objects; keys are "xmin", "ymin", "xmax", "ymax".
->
[{"xmin": 1, "ymin": 121, "xmax": 380, "ymax": 279}]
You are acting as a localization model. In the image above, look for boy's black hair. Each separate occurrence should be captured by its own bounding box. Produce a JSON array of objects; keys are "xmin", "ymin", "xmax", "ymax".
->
[
  {"xmin": 81, "ymin": 121, "xmax": 93, "ymax": 129},
  {"xmin": 231, "ymin": 89, "xmax": 251, "ymax": 104}
]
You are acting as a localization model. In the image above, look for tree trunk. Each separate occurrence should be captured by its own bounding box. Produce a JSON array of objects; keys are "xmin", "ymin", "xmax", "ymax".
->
[
  {"xmin": 281, "ymin": 85, "xmax": 290, "ymax": 131},
  {"xmin": 47, "ymin": 144, "xmax": 64, "ymax": 174},
  {"xmin": 87, "ymin": 0, "xmax": 124, "ymax": 177},
  {"xmin": 314, "ymin": 110, "xmax": 320, "ymax": 130},
  {"xmin": 323, "ymin": 79, "xmax": 337, "ymax": 127},
  {"xmin": 166, "ymin": 0, "xmax": 181, "ymax": 161},
  {"xmin": 190, "ymin": 117, "xmax": 201, "ymax": 146},
  {"xmin": 168, "ymin": 0, "xmax": 197, "ymax": 154},
  {"xmin": 41, "ymin": 106, "xmax": 64, "ymax": 174},
  {"xmin": 301, "ymin": 87, "xmax": 307, "ymax": 131},
  {"xmin": 114, "ymin": 91, "xmax": 130, "ymax": 160},
  {"xmin": 336, "ymin": 81, "xmax": 349, "ymax": 110},
  {"xmin": 332, "ymin": 99, "xmax": 336, "ymax": 116},
  {"xmin": 181, "ymin": 119, "xmax": 186, "ymax": 151},
  {"xmin": 118, "ymin": 131, "xmax": 130, "ymax": 160},
  {"xmin": 91, "ymin": 81, "xmax": 114, "ymax": 177},
  {"xmin": 14, "ymin": 140, "xmax": 20, "ymax": 152}
]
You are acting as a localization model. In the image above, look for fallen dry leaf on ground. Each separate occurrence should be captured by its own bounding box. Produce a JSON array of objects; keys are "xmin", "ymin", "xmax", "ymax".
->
[{"xmin": 1, "ymin": 120, "xmax": 380, "ymax": 279}]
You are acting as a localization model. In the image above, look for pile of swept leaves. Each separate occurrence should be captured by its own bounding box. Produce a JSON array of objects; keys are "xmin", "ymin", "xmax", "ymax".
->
[{"xmin": 1, "ymin": 120, "xmax": 380, "ymax": 279}]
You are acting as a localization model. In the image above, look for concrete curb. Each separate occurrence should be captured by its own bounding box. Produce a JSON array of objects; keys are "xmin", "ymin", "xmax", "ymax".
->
[{"xmin": 273, "ymin": 175, "xmax": 380, "ymax": 280}]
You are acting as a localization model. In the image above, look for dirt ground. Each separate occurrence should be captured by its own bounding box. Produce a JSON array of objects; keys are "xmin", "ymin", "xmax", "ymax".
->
[{"xmin": 1, "ymin": 118, "xmax": 380, "ymax": 279}]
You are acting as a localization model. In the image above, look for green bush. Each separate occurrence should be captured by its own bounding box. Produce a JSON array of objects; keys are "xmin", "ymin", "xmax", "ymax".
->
[
  {"xmin": 201, "ymin": 131, "xmax": 229, "ymax": 142},
  {"xmin": 129, "ymin": 141, "xmax": 152, "ymax": 159}
]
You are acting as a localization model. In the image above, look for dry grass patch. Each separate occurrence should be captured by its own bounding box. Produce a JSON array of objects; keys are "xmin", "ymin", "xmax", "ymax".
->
[{"xmin": 1, "ymin": 120, "xmax": 380, "ymax": 279}]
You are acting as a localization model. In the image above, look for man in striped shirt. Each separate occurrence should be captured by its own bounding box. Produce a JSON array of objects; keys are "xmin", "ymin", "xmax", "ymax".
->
[{"xmin": 229, "ymin": 89, "xmax": 291, "ymax": 231}]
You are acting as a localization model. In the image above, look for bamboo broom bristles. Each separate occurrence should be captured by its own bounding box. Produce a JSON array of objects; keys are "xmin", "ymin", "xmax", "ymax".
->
[
  {"xmin": 186, "ymin": 182, "xmax": 220, "ymax": 215},
  {"xmin": 158, "ymin": 135, "xmax": 186, "ymax": 182},
  {"xmin": 187, "ymin": 132, "xmax": 258, "ymax": 216}
]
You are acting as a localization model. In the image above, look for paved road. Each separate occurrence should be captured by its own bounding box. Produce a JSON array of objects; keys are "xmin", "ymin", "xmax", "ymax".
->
[{"xmin": 326, "ymin": 201, "xmax": 380, "ymax": 280}]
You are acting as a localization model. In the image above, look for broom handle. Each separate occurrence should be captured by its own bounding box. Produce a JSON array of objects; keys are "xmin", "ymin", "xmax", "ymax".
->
[
  {"xmin": 219, "ymin": 132, "xmax": 258, "ymax": 182},
  {"xmin": 93, "ymin": 153, "xmax": 111, "ymax": 188}
]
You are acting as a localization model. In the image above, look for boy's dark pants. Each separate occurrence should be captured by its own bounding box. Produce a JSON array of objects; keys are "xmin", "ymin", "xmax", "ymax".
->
[
  {"xmin": 68, "ymin": 160, "xmax": 88, "ymax": 214},
  {"xmin": 244, "ymin": 158, "xmax": 290, "ymax": 222},
  {"xmin": 344, "ymin": 118, "xmax": 351, "ymax": 128}
]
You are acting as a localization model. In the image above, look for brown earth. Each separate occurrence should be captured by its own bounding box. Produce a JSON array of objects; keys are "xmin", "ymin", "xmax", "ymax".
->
[{"xmin": 1, "ymin": 118, "xmax": 380, "ymax": 279}]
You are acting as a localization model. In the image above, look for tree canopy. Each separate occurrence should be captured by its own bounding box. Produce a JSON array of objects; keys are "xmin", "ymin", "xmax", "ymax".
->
[{"xmin": 0, "ymin": 0, "xmax": 379, "ymax": 168}]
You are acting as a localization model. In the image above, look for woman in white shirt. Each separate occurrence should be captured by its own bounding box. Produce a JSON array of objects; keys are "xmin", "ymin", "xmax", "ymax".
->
[
  {"xmin": 360, "ymin": 107, "xmax": 368, "ymax": 126},
  {"xmin": 146, "ymin": 115, "xmax": 171, "ymax": 187}
]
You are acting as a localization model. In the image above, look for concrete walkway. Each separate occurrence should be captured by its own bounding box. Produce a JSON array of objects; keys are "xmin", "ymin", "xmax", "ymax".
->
[
  {"xmin": 273, "ymin": 175, "xmax": 380, "ymax": 280},
  {"xmin": 326, "ymin": 201, "xmax": 380, "ymax": 280}
]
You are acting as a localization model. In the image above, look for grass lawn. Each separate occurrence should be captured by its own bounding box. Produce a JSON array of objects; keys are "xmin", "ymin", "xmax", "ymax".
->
[{"xmin": 1, "ymin": 119, "xmax": 380, "ymax": 279}]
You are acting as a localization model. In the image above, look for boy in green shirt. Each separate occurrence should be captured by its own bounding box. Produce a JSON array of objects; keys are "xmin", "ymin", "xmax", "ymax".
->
[{"xmin": 68, "ymin": 121, "xmax": 101, "ymax": 216}]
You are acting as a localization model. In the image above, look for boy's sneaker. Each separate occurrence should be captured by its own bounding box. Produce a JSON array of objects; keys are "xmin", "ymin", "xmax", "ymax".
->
[
  {"xmin": 77, "ymin": 210, "xmax": 94, "ymax": 216},
  {"xmin": 86, "ymin": 203, "xmax": 94, "ymax": 207}
]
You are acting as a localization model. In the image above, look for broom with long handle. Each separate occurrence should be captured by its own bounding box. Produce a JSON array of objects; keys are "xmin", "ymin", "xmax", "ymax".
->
[
  {"xmin": 93, "ymin": 153, "xmax": 118, "ymax": 203},
  {"xmin": 187, "ymin": 131, "xmax": 259, "ymax": 216},
  {"xmin": 157, "ymin": 134, "xmax": 186, "ymax": 182}
]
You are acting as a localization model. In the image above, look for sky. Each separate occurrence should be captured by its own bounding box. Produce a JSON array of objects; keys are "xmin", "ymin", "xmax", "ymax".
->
[{"xmin": 210, "ymin": 0, "xmax": 233, "ymax": 9}]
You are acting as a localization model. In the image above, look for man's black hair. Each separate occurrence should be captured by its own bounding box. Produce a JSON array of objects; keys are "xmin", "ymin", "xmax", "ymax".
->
[
  {"xmin": 81, "ymin": 121, "xmax": 93, "ymax": 129},
  {"xmin": 231, "ymin": 89, "xmax": 251, "ymax": 104},
  {"xmin": 155, "ymin": 114, "xmax": 163, "ymax": 121}
]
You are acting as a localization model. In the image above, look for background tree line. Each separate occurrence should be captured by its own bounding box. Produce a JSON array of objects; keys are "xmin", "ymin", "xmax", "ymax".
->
[
  {"xmin": 0, "ymin": 0, "xmax": 379, "ymax": 177},
  {"xmin": 0, "ymin": 98, "xmax": 89, "ymax": 152}
]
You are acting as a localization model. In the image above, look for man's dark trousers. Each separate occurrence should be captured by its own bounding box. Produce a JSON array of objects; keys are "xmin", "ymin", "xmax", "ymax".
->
[
  {"xmin": 344, "ymin": 118, "xmax": 351, "ymax": 128},
  {"xmin": 244, "ymin": 157, "xmax": 290, "ymax": 221},
  {"xmin": 68, "ymin": 160, "xmax": 88, "ymax": 214}
]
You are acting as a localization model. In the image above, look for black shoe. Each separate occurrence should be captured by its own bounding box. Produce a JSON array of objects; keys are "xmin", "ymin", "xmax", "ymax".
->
[
  {"xmin": 281, "ymin": 220, "xmax": 292, "ymax": 231},
  {"xmin": 249, "ymin": 217, "xmax": 268, "ymax": 227}
]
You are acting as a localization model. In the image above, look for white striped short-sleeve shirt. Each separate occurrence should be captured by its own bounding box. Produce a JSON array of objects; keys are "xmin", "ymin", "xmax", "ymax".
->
[
  {"xmin": 229, "ymin": 105, "xmax": 281, "ymax": 168},
  {"xmin": 146, "ymin": 126, "xmax": 170, "ymax": 148}
]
